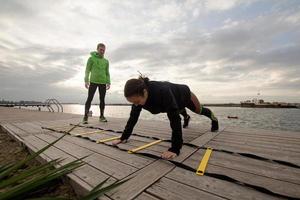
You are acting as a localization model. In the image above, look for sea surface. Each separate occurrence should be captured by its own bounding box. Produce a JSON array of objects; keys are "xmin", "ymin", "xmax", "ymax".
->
[{"xmin": 26, "ymin": 104, "xmax": 300, "ymax": 132}]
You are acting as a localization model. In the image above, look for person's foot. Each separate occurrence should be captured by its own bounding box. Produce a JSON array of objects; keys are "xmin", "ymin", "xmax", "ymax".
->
[
  {"xmin": 183, "ymin": 114, "xmax": 190, "ymax": 128},
  {"xmin": 211, "ymin": 119, "xmax": 219, "ymax": 132},
  {"xmin": 82, "ymin": 116, "xmax": 88, "ymax": 124},
  {"xmin": 99, "ymin": 116, "xmax": 108, "ymax": 122}
]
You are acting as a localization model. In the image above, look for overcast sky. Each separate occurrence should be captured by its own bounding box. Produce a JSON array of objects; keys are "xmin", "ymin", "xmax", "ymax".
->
[{"xmin": 1, "ymin": 0, "xmax": 299, "ymax": 104}]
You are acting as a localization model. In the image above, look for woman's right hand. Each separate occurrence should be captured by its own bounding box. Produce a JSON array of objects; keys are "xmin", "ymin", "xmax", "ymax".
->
[{"xmin": 112, "ymin": 139, "xmax": 127, "ymax": 146}]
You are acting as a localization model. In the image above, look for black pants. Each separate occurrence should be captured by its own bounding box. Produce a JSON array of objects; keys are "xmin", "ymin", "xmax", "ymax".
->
[{"xmin": 84, "ymin": 83, "xmax": 106, "ymax": 117}]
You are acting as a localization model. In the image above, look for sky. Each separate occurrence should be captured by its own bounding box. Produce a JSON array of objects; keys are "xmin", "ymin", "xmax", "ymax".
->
[{"xmin": 0, "ymin": 0, "xmax": 300, "ymax": 104}]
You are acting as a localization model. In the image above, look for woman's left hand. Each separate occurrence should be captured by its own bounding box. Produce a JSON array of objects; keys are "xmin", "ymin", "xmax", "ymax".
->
[
  {"xmin": 106, "ymin": 84, "xmax": 110, "ymax": 90},
  {"xmin": 161, "ymin": 151, "xmax": 177, "ymax": 159}
]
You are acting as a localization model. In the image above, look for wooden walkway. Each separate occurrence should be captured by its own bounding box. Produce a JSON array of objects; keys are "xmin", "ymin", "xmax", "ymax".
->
[{"xmin": 0, "ymin": 107, "xmax": 300, "ymax": 200}]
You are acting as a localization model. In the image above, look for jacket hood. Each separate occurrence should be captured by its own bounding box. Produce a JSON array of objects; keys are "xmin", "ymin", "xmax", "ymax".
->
[{"xmin": 90, "ymin": 51, "xmax": 103, "ymax": 58}]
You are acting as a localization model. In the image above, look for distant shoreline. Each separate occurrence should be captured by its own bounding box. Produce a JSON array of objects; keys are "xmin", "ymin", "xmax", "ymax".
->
[
  {"xmin": 1, "ymin": 103, "xmax": 299, "ymax": 109},
  {"xmin": 63, "ymin": 103, "xmax": 299, "ymax": 108},
  {"xmin": 61, "ymin": 103, "xmax": 241, "ymax": 107}
]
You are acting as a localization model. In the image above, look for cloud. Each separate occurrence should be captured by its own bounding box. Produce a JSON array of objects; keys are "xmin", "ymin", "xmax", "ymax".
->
[
  {"xmin": 0, "ymin": 0, "xmax": 299, "ymax": 103},
  {"xmin": 204, "ymin": 0, "xmax": 241, "ymax": 11}
]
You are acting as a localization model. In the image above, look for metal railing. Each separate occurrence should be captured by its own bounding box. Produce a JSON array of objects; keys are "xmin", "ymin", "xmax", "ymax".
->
[{"xmin": 45, "ymin": 99, "xmax": 64, "ymax": 112}]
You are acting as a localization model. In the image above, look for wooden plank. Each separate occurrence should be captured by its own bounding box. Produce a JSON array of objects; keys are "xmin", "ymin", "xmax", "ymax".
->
[
  {"xmin": 208, "ymin": 164, "xmax": 300, "ymax": 199},
  {"xmin": 86, "ymin": 132, "xmax": 168, "ymax": 155},
  {"xmin": 146, "ymin": 177, "xmax": 226, "ymax": 200},
  {"xmin": 62, "ymin": 118, "xmax": 203, "ymax": 143},
  {"xmin": 182, "ymin": 150, "xmax": 300, "ymax": 198},
  {"xmin": 213, "ymin": 136, "xmax": 300, "ymax": 153},
  {"xmin": 44, "ymin": 121, "xmax": 197, "ymax": 158},
  {"xmin": 189, "ymin": 127, "xmax": 224, "ymax": 147},
  {"xmin": 35, "ymin": 133, "xmax": 138, "ymax": 180},
  {"xmin": 22, "ymin": 134, "xmax": 114, "ymax": 199},
  {"xmin": 215, "ymin": 133, "xmax": 300, "ymax": 146},
  {"xmin": 1, "ymin": 123, "xmax": 26, "ymax": 144},
  {"xmin": 125, "ymin": 140, "xmax": 196, "ymax": 163},
  {"xmin": 207, "ymin": 140, "xmax": 300, "ymax": 165},
  {"xmin": 165, "ymin": 168, "xmax": 282, "ymax": 200},
  {"xmin": 66, "ymin": 166, "xmax": 114, "ymax": 200},
  {"xmin": 106, "ymin": 138, "xmax": 199, "ymax": 199},
  {"xmin": 217, "ymin": 131, "xmax": 300, "ymax": 143},
  {"xmin": 22, "ymin": 135, "xmax": 76, "ymax": 164},
  {"xmin": 134, "ymin": 192, "xmax": 160, "ymax": 200},
  {"xmin": 1, "ymin": 123, "xmax": 30, "ymax": 138},
  {"xmin": 107, "ymin": 160, "xmax": 175, "ymax": 200},
  {"xmin": 46, "ymin": 131, "xmax": 153, "ymax": 169},
  {"xmin": 0, "ymin": 107, "xmax": 81, "ymax": 123},
  {"xmin": 16, "ymin": 122, "xmax": 45, "ymax": 134},
  {"xmin": 115, "ymin": 138, "xmax": 197, "ymax": 162},
  {"xmin": 133, "ymin": 126, "xmax": 198, "ymax": 142},
  {"xmin": 77, "ymin": 120, "xmax": 125, "ymax": 131},
  {"xmin": 6, "ymin": 125, "xmax": 118, "ymax": 199},
  {"xmin": 225, "ymin": 126, "xmax": 300, "ymax": 139},
  {"xmin": 72, "ymin": 165, "xmax": 117, "ymax": 189},
  {"xmin": 203, "ymin": 150, "xmax": 300, "ymax": 185},
  {"xmin": 37, "ymin": 120, "xmax": 198, "ymax": 159},
  {"xmin": 83, "ymin": 119, "xmax": 200, "ymax": 142},
  {"xmin": 136, "ymin": 118, "xmax": 209, "ymax": 135},
  {"xmin": 135, "ymin": 122, "xmax": 202, "ymax": 139},
  {"xmin": 16, "ymin": 130, "xmax": 117, "ymax": 183}
]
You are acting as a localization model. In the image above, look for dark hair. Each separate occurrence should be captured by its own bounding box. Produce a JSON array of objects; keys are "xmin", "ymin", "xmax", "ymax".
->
[
  {"xmin": 97, "ymin": 43, "xmax": 105, "ymax": 49},
  {"xmin": 124, "ymin": 76, "xmax": 149, "ymax": 98}
]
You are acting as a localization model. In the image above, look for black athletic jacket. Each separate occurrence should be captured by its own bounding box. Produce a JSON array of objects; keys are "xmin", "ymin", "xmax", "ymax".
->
[{"xmin": 121, "ymin": 81, "xmax": 191, "ymax": 155}]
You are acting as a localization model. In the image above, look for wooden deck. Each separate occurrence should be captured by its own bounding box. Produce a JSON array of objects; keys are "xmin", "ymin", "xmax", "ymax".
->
[{"xmin": 0, "ymin": 107, "xmax": 300, "ymax": 200}]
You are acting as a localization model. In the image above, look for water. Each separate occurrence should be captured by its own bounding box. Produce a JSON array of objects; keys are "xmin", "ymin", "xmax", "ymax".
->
[
  {"xmin": 21, "ymin": 104, "xmax": 300, "ymax": 132},
  {"xmin": 61, "ymin": 105, "xmax": 300, "ymax": 132}
]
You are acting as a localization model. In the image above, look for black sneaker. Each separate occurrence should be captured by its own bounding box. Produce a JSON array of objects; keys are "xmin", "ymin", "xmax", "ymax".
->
[
  {"xmin": 211, "ymin": 119, "xmax": 219, "ymax": 132},
  {"xmin": 183, "ymin": 115, "xmax": 190, "ymax": 128},
  {"xmin": 82, "ymin": 116, "xmax": 88, "ymax": 124}
]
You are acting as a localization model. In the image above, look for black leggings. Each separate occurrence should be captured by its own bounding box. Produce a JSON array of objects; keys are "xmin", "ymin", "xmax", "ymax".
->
[
  {"xmin": 180, "ymin": 100, "xmax": 196, "ymax": 118},
  {"xmin": 180, "ymin": 94, "xmax": 218, "ymax": 121},
  {"xmin": 85, "ymin": 83, "xmax": 106, "ymax": 117}
]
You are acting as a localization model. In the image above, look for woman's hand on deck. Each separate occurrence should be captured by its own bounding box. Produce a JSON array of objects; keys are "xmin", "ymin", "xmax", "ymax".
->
[
  {"xmin": 161, "ymin": 150, "xmax": 177, "ymax": 159},
  {"xmin": 112, "ymin": 139, "xmax": 127, "ymax": 146}
]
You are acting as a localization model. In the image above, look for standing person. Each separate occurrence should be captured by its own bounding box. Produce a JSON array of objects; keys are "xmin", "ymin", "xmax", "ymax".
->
[
  {"xmin": 112, "ymin": 76, "xmax": 218, "ymax": 159},
  {"xmin": 83, "ymin": 43, "xmax": 110, "ymax": 124}
]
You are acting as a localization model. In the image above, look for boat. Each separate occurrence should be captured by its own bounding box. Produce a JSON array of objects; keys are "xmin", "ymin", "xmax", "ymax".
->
[
  {"xmin": 227, "ymin": 116, "xmax": 238, "ymax": 119},
  {"xmin": 240, "ymin": 99, "xmax": 297, "ymax": 108}
]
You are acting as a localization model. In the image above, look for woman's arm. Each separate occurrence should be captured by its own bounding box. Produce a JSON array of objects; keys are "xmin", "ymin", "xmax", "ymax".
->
[
  {"xmin": 120, "ymin": 104, "xmax": 142, "ymax": 140},
  {"xmin": 162, "ymin": 87, "xmax": 182, "ymax": 155},
  {"xmin": 167, "ymin": 110, "xmax": 183, "ymax": 155}
]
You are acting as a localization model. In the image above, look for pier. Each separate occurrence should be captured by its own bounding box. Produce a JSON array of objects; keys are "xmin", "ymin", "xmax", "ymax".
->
[
  {"xmin": 0, "ymin": 107, "xmax": 299, "ymax": 199},
  {"xmin": 0, "ymin": 98, "xmax": 64, "ymax": 112}
]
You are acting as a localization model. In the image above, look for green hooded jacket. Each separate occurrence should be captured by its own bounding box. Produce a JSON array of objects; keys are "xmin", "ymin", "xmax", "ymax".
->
[{"xmin": 84, "ymin": 51, "xmax": 110, "ymax": 84}]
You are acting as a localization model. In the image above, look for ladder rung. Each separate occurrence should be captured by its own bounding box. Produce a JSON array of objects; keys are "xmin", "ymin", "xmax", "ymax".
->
[
  {"xmin": 74, "ymin": 130, "xmax": 105, "ymax": 136},
  {"xmin": 196, "ymin": 147, "xmax": 213, "ymax": 176},
  {"xmin": 96, "ymin": 136, "xmax": 120, "ymax": 143},
  {"xmin": 47, "ymin": 125, "xmax": 72, "ymax": 130},
  {"xmin": 128, "ymin": 140, "xmax": 163, "ymax": 154}
]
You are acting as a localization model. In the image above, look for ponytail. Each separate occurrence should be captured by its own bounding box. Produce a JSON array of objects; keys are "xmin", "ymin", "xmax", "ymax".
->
[{"xmin": 138, "ymin": 75, "xmax": 149, "ymax": 85}]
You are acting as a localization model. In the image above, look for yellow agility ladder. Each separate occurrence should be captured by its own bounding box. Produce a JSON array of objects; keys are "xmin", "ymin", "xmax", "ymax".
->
[{"xmin": 196, "ymin": 147, "xmax": 213, "ymax": 176}]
